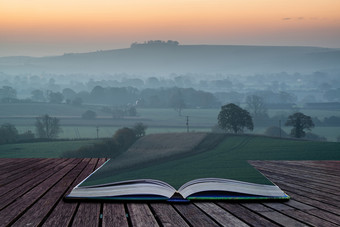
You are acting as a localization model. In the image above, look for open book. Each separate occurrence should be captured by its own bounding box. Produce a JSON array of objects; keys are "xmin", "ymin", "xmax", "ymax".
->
[{"xmin": 66, "ymin": 157, "xmax": 289, "ymax": 201}]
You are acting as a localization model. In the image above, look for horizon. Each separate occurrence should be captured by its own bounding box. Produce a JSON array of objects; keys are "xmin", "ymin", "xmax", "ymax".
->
[
  {"xmin": 1, "ymin": 0, "xmax": 340, "ymax": 57},
  {"xmin": 1, "ymin": 42, "xmax": 339, "ymax": 58}
]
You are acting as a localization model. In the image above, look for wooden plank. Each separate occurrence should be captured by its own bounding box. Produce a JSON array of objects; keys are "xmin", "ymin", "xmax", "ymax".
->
[
  {"xmin": 264, "ymin": 202, "xmax": 340, "ymax": 227},
  {"xmin": 70, "ymin": 159, "xmax": 106, "ymax": 227},
  {"xmin": 280, "ymin": 190, "xmax": 340, "ymax": 216},
  {"xmin": 259, "ymin": 210, "xmax": 308, "ymax": 227},
  {"xmin": 127, "ymin": 203, "xmax": 159, "ymax": 227},
  {"xmin": 11, "ymin": 158, "xmax": 91, "ymax": 227},
  {"xmin": 42, "ymin": 158, "xmax": 97, "ymax": 227},
  {"xmin": 149, "ymin": 203, "xmax": 189, "ymax": 227},
  {"xmin": 256, "ymin": 168, "xmax": 340, "ymax": 196},
  {"xmin": 240, "ymin": 202, "xmax": 274, "ymax": 212},
  {"xmin": 0, "ymin": 159, "xmax": 55, "ymax": 185},
  {"xmin": 0, "ymin": 158, "xmax": 32, "ymax": 169},
  {"xmin": 281, "ymin": 199, "xmax": 315, "ymax": 210},
  {"xmin": 268, "ymin": 161, "xmax": 340, "ymax": 176},
  {"xmin": 0, "ymin": 158, "xmax": 33, "ymax": 171},
  {"xmin": 217, "ymin": 202, "xmax": 280, "ymax": 227},
  {"xmin": 252, "ymin": 165, "xmax": 340, "ymax": 192},
  {"xmin": 71, "ymin": 203, "xmax": 101, "ymax": 227},
  {"xmin": 102, "ymin": 203, "xmax": 129, "ymax": 227},
  {"xmin": 0, "ymin": 158, "xmax": 66, "ymax": 197},
  {"xmin": 173, "ymin": 203, "xmax": 219, "ymax": 227},
  {"xmin": 283, "ymin": 210, "xmax": 339, "ymax": 227},
  {"xmin": 274, "ymin": 182, "xmax": 340, "ymax": 207},
  {"xmin": 0, "ymin": 158, "xmax": 40, "ymax": 180},
  {"xmin": 255, "ymin": 165, "xmax": 340, "ymax": 197},
  {"xmin": 266, "ymin": 175, "xmax": 340, "ymax": 202},
  {"xmin": 277, "ymin": 198, "xmax": 340, "ymax": 224},
  {"xmin": 195, "ymin": 202, "xmax": 249, "ymax": 227},
  {"xmin": 251, "ymin": 161, "xmax": 340, "ymax": 188},
  {"xmin": 0, "ymin": 158, "xmax": 70, "ymax": 210},
  {"xmin": 241, "ymin": 203, "xmax": 308, "ymax": 227},
  {"xmin": 0, "ymin": 158, "xmax": 80, "ymax": 226},
  {"xmin": 303, "ymin": 209, "xmax": 340, "ymax": 225}
]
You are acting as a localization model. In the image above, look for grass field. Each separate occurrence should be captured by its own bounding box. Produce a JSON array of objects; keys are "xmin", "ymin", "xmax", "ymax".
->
[
  {"xmin": 0, "ymin": 140, "xmax": 97, "ymax": 158},
  {"xmin": 82, "ymin": 134, "xmax": 340, "ymax": 189},
  {"xmin": 1, "ymin": 103, "xmax": 339, "ymax": 141}
]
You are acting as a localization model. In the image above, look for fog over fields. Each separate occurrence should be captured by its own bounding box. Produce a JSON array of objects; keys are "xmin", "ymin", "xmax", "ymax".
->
[
  {"xmin": 1, "ymin": 43, "xmax": 340, "ymax": 75},
  {"xmin": 1, "ymin": 42, "xmax": 340, "ymax": 142}
]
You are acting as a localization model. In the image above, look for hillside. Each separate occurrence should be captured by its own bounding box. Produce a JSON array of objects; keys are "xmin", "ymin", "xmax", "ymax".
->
[
  {"xmin": 101, "ymin": 132, "xmax": 209, "ymax": 171},
  {"xmin": 79, "ymin": 133, "xmax": 340, "ymax": 189},
  {"xmin": 87, "ymin": 133, "xmax": 340, "ymax": 170},
  {"xmin": 1, "ymin": 45, "xmax": 339, "ymax": 75}
]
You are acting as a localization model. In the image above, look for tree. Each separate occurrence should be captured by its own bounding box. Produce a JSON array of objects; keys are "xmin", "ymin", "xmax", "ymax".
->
[
  {"xmin": 0, "ymin": 86, "xmax": 17, "ymax": 102},
  {"xmin": 0, "ymin": 123, "xmax": 18, "ymax": 143},
  {"xmin": 82, "ymin": 110, "xmax": 97, "ymax": 120},
  {"xmin": 35, "ymin": 114, "xmax": 62, "ymax": 138},
  {"xmin": 245, "ymin": 95, "xmax": 267, "ymax": 118},
  {"xmin": 48, "ymin": 91, "xmax": 64, "ymax": 104},
  {"xmin": 217, "ymin": 103, "xmax": 253, "ymax": 133},
  {"xmin": 126, "ymin": 106, "xmax": 137, "ymax": 116},
  {"xmin": 170, "ymin": 89, "xmax": 186, "ymax": 116},
  {"xmin": 0, "ymin": 86, "xmax": 17, "ymax": 99},
  {"xmin": 112, "ymin": 127, "xmax": 136, "ymax": 149},
  {"xmin": 62, "ymin": 88, "xmax": 77, "ymax": 100},
  {"xmin": 133, "ymin": 122, "xmax": 148, "ymax": 138},
  {"xmin": 285, "ymin": 112, "xmax": 314, "ymax": 138},
  {"xmin": 72, "ymin": 97, "xmax": 83, "ymax": 106},
  {"xmin": 31, "ymin": 89, "xmax": 45, "ymax": 102}
]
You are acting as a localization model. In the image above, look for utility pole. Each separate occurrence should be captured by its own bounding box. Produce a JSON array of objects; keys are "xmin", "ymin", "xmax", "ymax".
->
[
  {"xmin": 186, "ymin": 116, "xmax": 189, "ymax": 133},
  {"xmin": 96, "ymin": 126, "xmax": 99, "ymax": 139}
]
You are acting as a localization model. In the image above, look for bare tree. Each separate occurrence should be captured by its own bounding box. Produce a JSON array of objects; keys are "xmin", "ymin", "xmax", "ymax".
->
[
  {"xmin": 133, "ymin": 122, "xmax": 148, "ymax": 138},
  {"xmin": 35, "ymin": 114, "xmax": 62, "ymax": 138},
  {"xmin": 245, "ymin": 95, "xmax": 267, "ymax": 118},
  {"xmin": 170, "ymin": 89, "xmax": 186, "ymax": 116}
]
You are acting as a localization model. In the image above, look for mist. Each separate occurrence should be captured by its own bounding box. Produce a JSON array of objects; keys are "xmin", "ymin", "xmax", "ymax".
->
[{"xmin": 0, "ymin": 41, "xmax": 340, "ymax": 141}]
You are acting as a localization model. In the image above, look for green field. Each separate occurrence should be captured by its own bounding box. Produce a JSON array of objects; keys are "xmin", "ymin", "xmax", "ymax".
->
[
  {"xmin": 0, "ymin": 140, "xmax": 97, "ymax": 158},
  {"xmin": 0, "ymin": 103, "xmax": 339, "ymax": 141},
  {"xmin": 1, "ymin": 133, "xmax": 339, "ymax": 190},
  {"xmin": 81, "ymin": 134, "xmax": 340, "ymax": 189}
]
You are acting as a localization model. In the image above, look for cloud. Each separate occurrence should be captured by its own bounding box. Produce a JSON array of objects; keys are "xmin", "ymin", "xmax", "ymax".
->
[{"xmin": 282, "ymin": 17, "xmax": 305, "ymax": 21}]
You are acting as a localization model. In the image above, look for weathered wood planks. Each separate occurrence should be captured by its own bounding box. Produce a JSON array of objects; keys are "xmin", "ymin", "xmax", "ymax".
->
[{"xmin": 0, "ymin": 159, "xmax": 339, "ymax": 227}]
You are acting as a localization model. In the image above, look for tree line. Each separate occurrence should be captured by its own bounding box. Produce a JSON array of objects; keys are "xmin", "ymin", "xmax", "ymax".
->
[{"xmin": 217, "ymin": 103, "xmax": 315, "ymax": 139}]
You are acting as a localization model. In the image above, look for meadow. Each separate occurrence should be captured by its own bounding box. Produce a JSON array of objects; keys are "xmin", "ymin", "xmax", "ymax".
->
[
  {"xmin": 0, "ymin": 140, "xmax": 97, "ymax": 158},
  {"xmin": 81, "ymin": 134, "xmax": 340, "ymax": 189},
  {"xmin": 0, "ymin": 103, "xmax": 339, "ymax": 141}
]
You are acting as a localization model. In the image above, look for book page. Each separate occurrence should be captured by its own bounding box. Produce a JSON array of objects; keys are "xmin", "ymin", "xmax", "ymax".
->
[{"xmin": 80, "ymin": 137, "xmax": 273, "ymax": 189}]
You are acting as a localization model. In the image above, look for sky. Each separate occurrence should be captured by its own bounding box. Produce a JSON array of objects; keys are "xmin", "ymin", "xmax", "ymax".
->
[{"xmin": 1, "ymin": 0, "xmax": 340, "ymax": 57}]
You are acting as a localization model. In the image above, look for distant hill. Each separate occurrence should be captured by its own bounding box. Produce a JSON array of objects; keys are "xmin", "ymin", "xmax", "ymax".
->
[{"xmin": 1, "ymin": 45, "xmax": 339, "ymax": 75}]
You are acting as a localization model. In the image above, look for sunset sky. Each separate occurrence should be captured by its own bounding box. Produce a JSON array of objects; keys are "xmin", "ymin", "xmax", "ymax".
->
[{"xmin": 1, "ymin": 0, "xmax": 340, "ymax": 56}]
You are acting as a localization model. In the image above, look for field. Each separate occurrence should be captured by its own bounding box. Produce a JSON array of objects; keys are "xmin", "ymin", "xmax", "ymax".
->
[
  {"xmin": 81, "ymin": 134, "xmax": 340, "ymax": 189},
  {"xmin": 0, "ymin": 140, "xmax": 97, "ymax": 158},
  {"xmin": 105, "ymin": 133, "xmax": 208, "ymax": 171},
  {"xmin": 0, "ymin": 103, "xmax": 339, "ymax": 141}
]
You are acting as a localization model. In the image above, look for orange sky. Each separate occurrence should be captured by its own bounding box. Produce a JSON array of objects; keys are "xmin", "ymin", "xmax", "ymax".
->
[{"xmin": 1, "ymin": 0, "xmax": 340, "ymax": 56}]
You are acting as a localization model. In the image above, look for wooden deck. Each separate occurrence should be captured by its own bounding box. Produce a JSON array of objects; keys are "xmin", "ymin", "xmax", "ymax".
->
[{"xmin": 0, "ymin": 158, "xmax": 339, "ymax": 226}]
